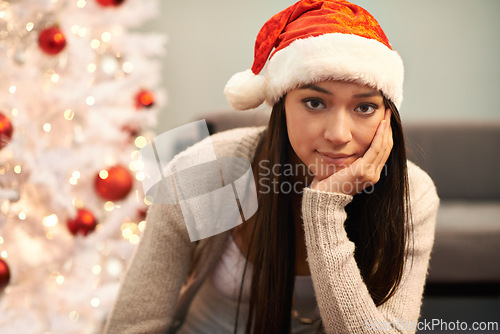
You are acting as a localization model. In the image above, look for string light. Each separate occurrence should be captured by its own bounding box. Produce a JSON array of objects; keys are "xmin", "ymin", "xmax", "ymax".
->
[
  {"xmin": 130, "ymin": 150, "xmax": 140, "ymax": 160},
  {"xmin": 69, "ymin": 171, "xmax": 80, "ymax": 185},
  {"xmin": 72, "ymin": 199, "xmax": 85, "ymax": 209},
  {"xmin": 69, "ymin": 311, "xmax": 79, "ymax": 321},
  {"xmin": 9, "ymin": 85, "xmax": 16, "ymax": 94},
  {"xmin": 43, "ymin": 123, "xmax": 52, "ymax": 132},
  {"xmin": 51, "ymin": 73, "xmax": 60, "ymax": 83},
  {"xmin": 92, "ymin": 265, "xmax": 101, "ymax": 275},
  {"xmin": 76, "ymin": 0, "xmax": 86, "ymax": 8},
  {"xmin": 101, "ymin": 32, "xmax": 112, "ymax": 43},
  {"xmin": 99, "ymin": 170, "xmax": 108, "ymax": 179},
  {"xmin": 104, "ymin": 201, "xmax": 114, "ymax": 212},
  {"xmin": 135, "ymin": 172, "xmax": 145, "ymax": 181},
  {"xmin": 87, "ymin": 63, "xmax": 96, "ymax": 73},
  {"xmin": 64, "ymin": 109, "xmax": 74, "ymax": 120},
  {"xmin": 26, "ymin": 22, "xmax": 34, "ymax": 32},
  {"xmin": 144, "ymin": 196, "xmax": 153, "ymax": 205},
  {"xmin": 14, "ymin": 165, "xmax": 21, "ymax": 174},
  {"xmin": 43, "ymin": 214, "xmax": 58, "ymax": 227},
  {"xmin": 56, "ymin": 275, "xmax": 64, "ymax": 285},
  {"xmin": 86, "ymin": 96, "xmax": 95, "ymax": 106},
  {"xmin": 90, "ymin": 298, "xmax": 100, "ymax": 308},
  {"xmin": 129, "ymin": 234, "xmax": 140, "ymax": 244},
  {"xmin": 120, "ymin": 222, "xmax": 142, "ymax": 244},
  {"xmin": 90, "ymin": 39, "xmax": 100, "ymax": 50},
  {"xmin": 122, "ymin": 61, "xmax": 134, "ymax": 74},
  {"xmin": 134, "ymin": 136, "xmax": 147, "ymax": 148},
  {"xmin": 78, "ymin": 28, "xmax": 87, "ymax": 37}
]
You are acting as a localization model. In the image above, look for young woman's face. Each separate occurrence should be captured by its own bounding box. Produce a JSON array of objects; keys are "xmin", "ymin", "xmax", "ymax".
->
[{"xmin": 285, "ymin": 80, "xmax": 387, "ymax": 180}]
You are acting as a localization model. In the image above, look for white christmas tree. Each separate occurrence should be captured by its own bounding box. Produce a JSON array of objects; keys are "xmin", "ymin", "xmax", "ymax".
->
[{"xmin": 0, "ymin": 0, "xmax": 166, "ymax": 332}]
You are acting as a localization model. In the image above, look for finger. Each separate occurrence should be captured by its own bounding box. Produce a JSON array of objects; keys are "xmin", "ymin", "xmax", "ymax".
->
[
  {"xmin": 372, "ymin": 110, "xmax": 392, "ymax": 167},
  {"xmin": 362, "ymin": 118, "xmax": 386, "ymax": 165}
]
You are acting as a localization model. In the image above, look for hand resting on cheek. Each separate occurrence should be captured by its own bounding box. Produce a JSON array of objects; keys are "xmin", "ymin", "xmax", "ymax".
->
[{"xmin": 310, "ymin": 109, "xmax": 393, "ymax": 196}]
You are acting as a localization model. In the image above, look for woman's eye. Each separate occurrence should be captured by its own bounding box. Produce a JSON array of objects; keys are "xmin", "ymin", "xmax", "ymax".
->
[
  {"xmin": 303, "ymin": 99, "xmax": 326, "ymax": 110},
  {"xmin": 354, "ymin": 104, "xmax": 377, "ymax": 114}
]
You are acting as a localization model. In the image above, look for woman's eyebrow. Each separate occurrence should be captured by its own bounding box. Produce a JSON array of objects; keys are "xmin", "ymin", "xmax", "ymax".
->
[
  {"xmin": 299, "ymin": 84, "xmax": 333, "ymax": 95},
  {"xmin": 352, "ymin": 91, "xmax": 382, "ymax": 98}
]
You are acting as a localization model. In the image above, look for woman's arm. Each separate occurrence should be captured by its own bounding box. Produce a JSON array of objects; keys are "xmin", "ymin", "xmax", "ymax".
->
[
  {"xmin": 103, "ymin": 195, "xmax": 195, "ymax": 334},
  {"xmin": 302, "ymin": 162, "xmax": 439, "ymax": 333}
]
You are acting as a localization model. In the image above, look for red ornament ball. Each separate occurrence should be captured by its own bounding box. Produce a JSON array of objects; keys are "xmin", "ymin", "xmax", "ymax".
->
[
  {"xmin": 0, "ymin": 113, "xmax": 13, "ymax": 150},
  {"xmin": 38, "ymin": 26, "xmax": 67, "ymax": 55},
  {"xmin": 135, "ymin": 89, "xmax": 155, "ymax": 109},
  {"xmin": 95, "ymin": 165, "xmax": 133, "ymax": 201},
  {"xmin": 67, "ymin": 209, "xmax": 97, "ymax": 236},
  {"xmin": 0, "ymin": 258, "xmax": 10, "ymax": 292},
  {"xmin": 96, "ymin": 0, "xmax": 125, "ymax": 7}
]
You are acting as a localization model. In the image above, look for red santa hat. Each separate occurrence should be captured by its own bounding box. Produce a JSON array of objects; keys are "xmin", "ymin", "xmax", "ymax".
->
[{"xmin": 224, "ymin": 0, "xmax": 404, "ymax": 110}]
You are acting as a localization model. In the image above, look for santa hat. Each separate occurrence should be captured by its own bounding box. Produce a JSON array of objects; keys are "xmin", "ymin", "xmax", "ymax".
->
[{"xmin": 224, "ymin": 0, "xmax": 404, "ymax": 110}]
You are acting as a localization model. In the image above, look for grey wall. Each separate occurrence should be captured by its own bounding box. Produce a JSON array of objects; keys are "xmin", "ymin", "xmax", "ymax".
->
[{"xmin": 141, "ymin": 0, "xmax": 500, "ymax": 132}]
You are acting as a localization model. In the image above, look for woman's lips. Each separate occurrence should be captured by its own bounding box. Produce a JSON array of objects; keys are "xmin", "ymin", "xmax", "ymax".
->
[{"xmin": 316, "ymin": 151, "xmax": 354, "ymax": 166}]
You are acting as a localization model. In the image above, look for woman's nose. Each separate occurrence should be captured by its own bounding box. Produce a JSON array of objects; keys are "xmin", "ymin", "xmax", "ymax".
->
[{"xmin": 323, "ymin": 110, "xmax": 352, "ymax": 146}]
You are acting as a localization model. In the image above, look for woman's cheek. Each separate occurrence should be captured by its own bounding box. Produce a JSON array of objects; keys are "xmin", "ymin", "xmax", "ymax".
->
[{"xmin": 361, "ymin": 116, "xmax": 384, "ymax": 152}]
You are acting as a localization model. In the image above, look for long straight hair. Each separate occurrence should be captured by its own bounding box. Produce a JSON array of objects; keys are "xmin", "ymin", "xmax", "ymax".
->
[{"xmin": 239, "ymin": 96, "xmax": 410, "ymax": 333}]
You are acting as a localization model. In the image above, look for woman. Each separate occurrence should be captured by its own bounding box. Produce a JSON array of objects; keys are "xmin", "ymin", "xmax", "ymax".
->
[{"xmin": 105, "ymin": 1, "xmax": 439, "ymax": 333}]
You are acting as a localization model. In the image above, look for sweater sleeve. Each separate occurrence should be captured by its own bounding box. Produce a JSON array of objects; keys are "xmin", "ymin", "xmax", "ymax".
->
[
  {"xmin": 301, "ymin": 163, "xmax": 439, "ymax": 333},
  {"xmin": 103, "ymin": 192, "xmax": 195, "ymax": 333},
  {"xmin": 103, "ymin": 127, "xmax": 264, "ymax": 333}
]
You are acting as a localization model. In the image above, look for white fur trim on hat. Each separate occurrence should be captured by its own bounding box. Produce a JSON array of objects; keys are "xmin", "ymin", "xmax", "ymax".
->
[
  {"xmin": 224, "ymin": 69, "xmax": 267, "ymax": 111},
  {"xmin": 265, "ymin": 33, "xmax": 404, "ymax": 109}
]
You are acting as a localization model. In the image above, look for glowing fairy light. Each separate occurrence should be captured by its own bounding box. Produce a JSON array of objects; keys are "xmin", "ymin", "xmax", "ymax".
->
[
  {"xmin": 101, "ymin": 32, "xmax": 112, "ymax": 43},
  {"xmin": 86, "ymin": 96, "xmax": 95, "ymax": 106},
  {"xmin": 104, "ymin": 201, "xmax": 115, "ymax": 212},
  {"xmin": 134, "ymin": 136, "xmax": 147, "ymax": 148},
  {"xmin": 122, "ymin": 61, "xmax": 134, "ymax": 74},
  {"xmin": 99, "ymin": 170, "xmax": 108, "ymax": 179},
  {"xmin": 135, "ymin": 172, "xmax": 145, "ymax": 181},
  {"xmin": 90, "ymin": 298, "xmax": 100, "ymax": 308},
  {"xmin": 92, "ymin": 265, "xmax": 102, "ymax": 275},
  {"xmin": 64, "ymin": 109, "xmax": 74, "ymax": 120},
  {"xmin": 43, "ymin": 214, "xmax": 58, "ymax": 227},
  {"xmin": 56, "ymin": 275, "xmax": 64, "ymax": 285},
  {"xmin": 26, "ymin": 22, "xmax": 34, "ymax": 32},
  {"xmin": 90, "ymin": 39, "xmax": 100, "ymax": 49}
]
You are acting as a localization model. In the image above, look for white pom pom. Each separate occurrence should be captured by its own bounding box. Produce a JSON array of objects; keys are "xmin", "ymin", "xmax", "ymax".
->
[{"xmin": 224, "ymin": 69, "xmax": 266, "ymax": 110}]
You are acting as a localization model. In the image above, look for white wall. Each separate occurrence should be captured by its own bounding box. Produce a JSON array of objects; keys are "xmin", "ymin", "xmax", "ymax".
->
[{"xmin": 141, "ymin": 0, "xmax": 500, "ymax": 132}]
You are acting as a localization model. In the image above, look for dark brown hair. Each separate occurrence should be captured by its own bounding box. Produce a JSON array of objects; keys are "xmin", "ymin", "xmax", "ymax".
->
[{"xmin": 236, "ymin": 96, "xmax": 410, "ymax": 333}]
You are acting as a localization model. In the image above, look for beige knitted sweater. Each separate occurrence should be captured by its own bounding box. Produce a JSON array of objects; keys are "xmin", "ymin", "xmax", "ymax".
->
[{"xmin": 104, "ymin": 126, "xmax": 439, "ymax": 334}]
